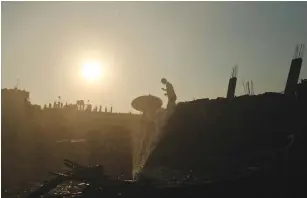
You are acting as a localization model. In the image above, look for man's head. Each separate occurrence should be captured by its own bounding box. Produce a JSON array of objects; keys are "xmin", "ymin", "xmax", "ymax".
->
[{"xmin": 161, "ymin": 78, "xmax": 167, "ymax": 84}]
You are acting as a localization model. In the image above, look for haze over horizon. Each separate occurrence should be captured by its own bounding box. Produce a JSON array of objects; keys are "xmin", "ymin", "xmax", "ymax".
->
[{"xmin": 2, "ymin": 1, "xmax": 307, "ymax": 112}]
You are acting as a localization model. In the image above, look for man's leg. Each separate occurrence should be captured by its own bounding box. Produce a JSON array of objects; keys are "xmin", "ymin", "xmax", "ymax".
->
[{"xmin": 167, "ymin": 98, "xmax": 176, "ymax": 113}]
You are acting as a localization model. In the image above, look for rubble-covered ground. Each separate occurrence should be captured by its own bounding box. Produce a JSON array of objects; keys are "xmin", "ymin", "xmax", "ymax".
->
[
  {"xmin": 3, "ymin": 91, "xmax": 307, "ymax": 198},
  {"xmin": 142, "ymin": 93, "xmax": 306, "ymax": 193}
]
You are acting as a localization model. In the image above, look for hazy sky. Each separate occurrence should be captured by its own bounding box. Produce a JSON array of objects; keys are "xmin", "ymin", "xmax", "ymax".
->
[{"xmin": 2, "ymin": 2, "xmax": 307, "ymax": 112}]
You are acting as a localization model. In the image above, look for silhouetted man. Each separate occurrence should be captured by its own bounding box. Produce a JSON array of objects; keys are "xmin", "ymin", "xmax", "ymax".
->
[{"xmin": 161, "ymin": 78, "xmax": 177, "ymax": 110}]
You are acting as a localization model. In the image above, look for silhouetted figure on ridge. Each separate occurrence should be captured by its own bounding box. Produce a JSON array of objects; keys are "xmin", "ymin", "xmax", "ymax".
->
[
  {"xmin": 161, "ymin": 78, "xmax": 177, "ymax": 110},
  {"xmin": 76, "ymin": 100, "xmax": 80, "ymax": 110},
  {"xmin": 86, "ymin": 104, "xmax": 92, "ymax": 112},
  {"xmin": 77, "ymin": 100, "xmax": 85, "ymax": 111}
]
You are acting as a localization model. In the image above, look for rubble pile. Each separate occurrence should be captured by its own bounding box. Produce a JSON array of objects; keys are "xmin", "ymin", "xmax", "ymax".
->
[{"xmin": 143, "ymin": 93, "xmax": 307, "ymax": 181}]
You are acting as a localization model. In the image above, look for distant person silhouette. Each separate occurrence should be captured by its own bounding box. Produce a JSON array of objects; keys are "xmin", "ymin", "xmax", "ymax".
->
[{"xmin": 161, "ymin": 78, "xmax": 177, "ymax": 110}]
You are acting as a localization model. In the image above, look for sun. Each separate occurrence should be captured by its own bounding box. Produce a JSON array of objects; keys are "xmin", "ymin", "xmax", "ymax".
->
[{"xmin": 81, "ymin": 60, "xmax": 103, "ymax": 81}]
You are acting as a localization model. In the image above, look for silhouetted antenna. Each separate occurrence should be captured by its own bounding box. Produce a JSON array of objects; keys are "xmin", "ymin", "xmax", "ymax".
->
[
  {"xmin": 246, "ymin": 81, "xmax": 248, "ymax": 95},
  {"xmin": 294, "ymin": 44, "xmax": 299, "ymax": 59},
  {"xmin": 241, "ymin": 80, "xmax": 246, "ymax": 94},
  {"xmin": 298, "ymin": 44, "xmax": 305, "ymax": 58},
  {"xmin": 243, "ymin": 80, "xmax": 254, "ymax": 95},
  {"xmin": 14, "ymin": 78, "xmax": 20, "ymax": 89},
  {"xmin": 230, "ymin": 65, "xmax": 238, "ymax": 78},
  {"xmin": 251, "ymin": 80, "xmax": 254, "ymax": 95},
  {"xmin": 294, "ymin": 43, "xmax": 305, "ymax": 59}
]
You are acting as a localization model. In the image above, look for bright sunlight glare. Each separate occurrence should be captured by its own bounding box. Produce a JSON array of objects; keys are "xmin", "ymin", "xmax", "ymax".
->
[{"xmin": 81, "ymin": 60, "xmax": 103, "ymax": 81}]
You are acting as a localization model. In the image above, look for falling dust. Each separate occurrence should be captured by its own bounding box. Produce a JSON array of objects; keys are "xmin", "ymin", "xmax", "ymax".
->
[{"xmin": 132, "ymin": 108, "xmax": 170, "ymax": 180}]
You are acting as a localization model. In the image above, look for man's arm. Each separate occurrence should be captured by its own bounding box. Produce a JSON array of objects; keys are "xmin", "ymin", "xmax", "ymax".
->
[{"xmin": 161, "ymin": 88, "xmax": 167, "ymax": 91}]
